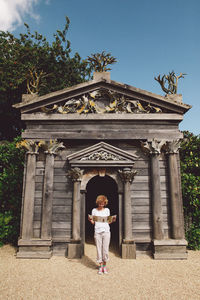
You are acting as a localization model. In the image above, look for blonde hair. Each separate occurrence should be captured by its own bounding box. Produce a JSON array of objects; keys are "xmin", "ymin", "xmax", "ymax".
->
[{"xmin": 96, "ymin": 195, "xmax": 108, "ymax": 206}]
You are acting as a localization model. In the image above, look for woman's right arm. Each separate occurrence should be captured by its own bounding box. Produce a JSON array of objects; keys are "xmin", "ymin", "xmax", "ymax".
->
[
  {"xmin": 88, "ymin": 209, "xmax": 95, "ymax": 225},
  {"xmin": 88, "ymin": 216, "xmax": 95, "ymax": 225}
]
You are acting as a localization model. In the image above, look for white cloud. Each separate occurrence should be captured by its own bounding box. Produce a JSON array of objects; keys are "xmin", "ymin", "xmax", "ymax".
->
[{"xmin": 0, "ymin": 0, "xmax": 40, "ymax": 31}]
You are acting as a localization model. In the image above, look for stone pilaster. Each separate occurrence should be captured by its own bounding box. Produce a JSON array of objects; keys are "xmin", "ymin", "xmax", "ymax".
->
[
  {"xmin": 166, "ymin": 140, "xmax": 185, "ymax": 239},
  {"xmin": 21, "ymin": 151, "xmax": 38, "ymax": 240},
  {"xmin": 17, "ymin": 151, "xmax": 41, "ymax": 258},
  {"xmin": 41, "ymin": 152, "xmax": 55, "ymax": 240},
  {"xmin": 17, "ymin": 139, "xmax": 65, "ymax": 259},
  {"xmin": 142, "ymin": 139, "xmax": 165, "ymax": 240},
  {"xmin": 40, "ymin": 140, "xmax": 65, "ymax": 240},
  {"xmin": 141, "ymin": 139, "xmax": 188, "ymax": 259},
  {"xmin": 67, "ymin": 167, "xmax": 83, "ymax": 258},
  {"xmin": 80, "ymin": 190, "xmax": 86, "ymax": 248},
  {"xmin": 118, "ymin": 167, "xmax": 137, "ymax": 259}
]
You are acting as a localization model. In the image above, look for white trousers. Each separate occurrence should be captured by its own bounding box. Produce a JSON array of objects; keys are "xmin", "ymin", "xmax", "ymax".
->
[{"xmin": 94, "ymin": 231, "xmax": 111, "ymax": 263}]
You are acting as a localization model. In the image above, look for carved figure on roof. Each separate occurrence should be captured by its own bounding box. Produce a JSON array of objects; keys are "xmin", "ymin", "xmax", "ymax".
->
[
  {"xmin": 154, "ymin": 71, "xmax": 186, "ymax": 95},
  {"xmin": 26, "ymin": 68, "xmax": 50, "ymax": 95},
  {"xmin": 87, "ymin": 51, "xmax": 117, "ymax": 72}
]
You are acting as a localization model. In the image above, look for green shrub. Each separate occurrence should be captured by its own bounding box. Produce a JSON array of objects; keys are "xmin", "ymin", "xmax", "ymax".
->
[
  {"xmin": 0, "ymin": 211, "xmax": 13, "ymax": 246},
  {"xmin": 0, "ymin": 137, "xmax": 25, "ymax": 246},
  {"xmin": 185, "ymin": 224, "xmax": 200, "ymax": 250},
  {"xmin": 180, "ymin": 131, "xmax": 200, "ymax": 250}
]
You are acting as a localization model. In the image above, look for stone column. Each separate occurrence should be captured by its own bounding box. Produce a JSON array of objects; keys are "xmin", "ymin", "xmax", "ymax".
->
[
  {"xmin": 72, "ymin": 179, "xmax": 81, "ymax": 240},
  {"xmin": 80, "ymin": 190, "xmax": 86, "ymax": 247},
  {"xmin": 21, "ymin": 151, "xmax": 38, "ymax": 240},
  {"xmin": 166, "ymin": 140, "xmax": 185, "ymax": 239},
  {"xmin": 17, "ymin": 140, "xmax": 65, "ymax": 258},
  {"xmin": 141, "ymin": 139, "xmax": 188, "ymax": 259},
  {"xmin": 142, "ymin": 139, "xmax": 165, "ymax": 240},
  {"xmin": 41, "ymin": 152, "xmax": 55, "ymax": 239},
  {"xmin": 67, "ymin": 167, "xmax": 83, "ymax": 258},
  {"xmin": 118, "ymin": 167, "xmax": 137, "ymax": 259},
  {"xmin": 118, "ymin": 193, "xmax": 123, "ymax": 248},
  {"xmin": 17, "ymin": 150, "xmax": 46, "ymax": 258},
  {"xmin": 40, "ymin": 140, "xmax": 65, "ymax": 242}
]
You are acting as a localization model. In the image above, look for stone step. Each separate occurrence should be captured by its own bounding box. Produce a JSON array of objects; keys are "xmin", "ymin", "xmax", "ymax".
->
[
  {"xmin": 16, "ymin": 251, "xmax": 52, "ymax": 259},
  {"xmin": 154, "ymin": 252, "xmax": 188, "ymax": 260}
]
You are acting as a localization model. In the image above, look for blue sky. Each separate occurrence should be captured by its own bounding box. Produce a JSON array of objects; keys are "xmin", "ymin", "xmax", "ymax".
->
[{"xmin": 1, "ymin": 0, "xmax": 200, "ymax": 134}]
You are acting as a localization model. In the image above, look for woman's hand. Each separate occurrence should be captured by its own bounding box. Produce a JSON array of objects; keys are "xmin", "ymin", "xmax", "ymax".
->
[
  {"xmin": 112, "ymin": 216, "xmax": 117, "ymax": 223},
  {"xmin": 108, "ymin": 215, "xmax": 117, "ymax": 224},
  {"xmin": 88, "ymin": 216, "xmax": 95, "ymax": 225}
]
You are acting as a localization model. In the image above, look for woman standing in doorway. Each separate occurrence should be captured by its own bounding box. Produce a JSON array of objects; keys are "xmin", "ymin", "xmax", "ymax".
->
[{"xmin": 88, "ymin": 195, "xmax": 116, "ymax": 275}]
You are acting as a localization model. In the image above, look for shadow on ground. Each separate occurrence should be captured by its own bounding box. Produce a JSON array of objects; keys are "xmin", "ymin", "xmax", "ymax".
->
[{"xmin": 80, "ymin": 255, "xmax": 98, "ymax": 270}]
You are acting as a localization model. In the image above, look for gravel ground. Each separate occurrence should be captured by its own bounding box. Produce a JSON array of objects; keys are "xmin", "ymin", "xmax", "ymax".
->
[{"xmin": 0, "ymin": 244, "xmax": 200, "ymax": 300}]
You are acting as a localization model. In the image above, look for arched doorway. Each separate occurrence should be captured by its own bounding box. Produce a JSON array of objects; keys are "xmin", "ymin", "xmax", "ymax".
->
[{"xmin": 85, "ymin": 175, "xmax": 119, "ymax": 250}]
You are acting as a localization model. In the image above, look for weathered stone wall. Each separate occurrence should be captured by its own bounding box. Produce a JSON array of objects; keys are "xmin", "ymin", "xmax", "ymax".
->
[{"xmin": 31, "ymin": 142, "xmax": 171, "ymax": 247}]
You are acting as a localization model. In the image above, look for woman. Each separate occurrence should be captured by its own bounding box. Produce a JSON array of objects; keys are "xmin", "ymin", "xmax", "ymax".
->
[{"xmin": 88, "ymin": 195, "xmax": 116, "ymax": 275}]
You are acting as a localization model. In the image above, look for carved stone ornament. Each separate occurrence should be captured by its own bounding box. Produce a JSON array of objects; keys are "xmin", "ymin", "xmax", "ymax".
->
[
  {"xmin": 165, "ymin": 140, "xmax": 181, "ymax": 154},
  {"xmin": 98, "ymin": 168, "xmax": 106, "ymax": 177},
  {"xmin": 66, "ymin": 167, "xmax": 83, "ymax": 182},
  {"xmin": 38, "ymin": 139, "xmax": 65, "ymax": 154},
  {"xmin": 154, "ymin": 71, "xmax": 186, "ymax": 95},
  {"xmin": 118, "ymin": 168, "xmax": 137, "ymax": 183},
  {"xmin": 16, "ymin": 139, "xmax": 65, "ymax": 155},
  {"xmin": 16, "ymin": 139, "xmax": 39, "ymax": 154},
  {"xmin": 141, "ymin": 139, "xmax": 166, "ymax": 155},
  {"xmin": 41, "ymin": 89, "xmax": 162, "ymax": 115},
  {"xmin": 80, "ymin": 150, "xmax": 126, "ymax": 161}
]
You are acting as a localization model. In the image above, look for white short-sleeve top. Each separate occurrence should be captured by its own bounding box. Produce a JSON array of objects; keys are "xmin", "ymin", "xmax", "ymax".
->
[{"xmin": 92, "ymin": 208, "xmax": 110, "ymax": 233}]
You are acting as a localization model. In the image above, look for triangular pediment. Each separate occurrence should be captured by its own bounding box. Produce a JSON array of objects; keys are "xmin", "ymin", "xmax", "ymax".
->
[
  {"xmin": 67, "ymin": 142, "xmax": 138, "ymax": 167},
  {"xmin": 13, "ymin": 77, "xmax": 191, "ymax": 115}
]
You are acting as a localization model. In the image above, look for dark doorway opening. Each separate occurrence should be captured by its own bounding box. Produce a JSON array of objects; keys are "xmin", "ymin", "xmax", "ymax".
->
[{"xmin": 85, "ymin": 175, "xmax": 119, "ymax": 250}]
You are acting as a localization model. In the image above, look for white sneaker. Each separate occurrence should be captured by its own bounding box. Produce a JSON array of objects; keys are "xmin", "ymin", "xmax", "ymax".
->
[
  {"xmin": 103, "ymin": 266, "xmax": 108, "ymax": 274},
  {"xmin": 98, "ymin": 266, "xmax": 103, "ymax": 275}
]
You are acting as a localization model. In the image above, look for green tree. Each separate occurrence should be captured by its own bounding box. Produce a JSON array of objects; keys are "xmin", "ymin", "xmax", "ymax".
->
[
  {"xmin": 180, "ymin": 131, "xmax": 200, "ymax": 249},
  {"xmin": 0, "ymin": 16, "xmax": 92, "ymax": 140}
]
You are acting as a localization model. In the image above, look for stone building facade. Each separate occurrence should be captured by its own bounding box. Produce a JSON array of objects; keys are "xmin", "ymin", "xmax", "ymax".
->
[{"xmin": 14, "ymin": 72, "xmax": 191, "ymax": 259}]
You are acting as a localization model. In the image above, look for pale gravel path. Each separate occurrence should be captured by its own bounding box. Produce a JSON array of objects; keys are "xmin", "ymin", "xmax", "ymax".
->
[{"xmin": 0, "ymin": 244, "xmax": 200, "ymax": 300}]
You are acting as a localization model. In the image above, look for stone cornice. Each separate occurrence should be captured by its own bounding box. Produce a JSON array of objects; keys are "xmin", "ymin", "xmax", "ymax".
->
[
  {"xmin": 21, "ymin": 113, "xmax": 184, "ymax": 121},
  {"xmin": 13, "ymin": 78, "xmax": 191, "ymax": 114}
]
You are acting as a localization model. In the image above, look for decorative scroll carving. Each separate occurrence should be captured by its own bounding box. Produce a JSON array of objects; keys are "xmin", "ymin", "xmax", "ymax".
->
[
  {"xmin": 141, "ymin": 139, "xmax": 166, "ymax": 155},
  {"xmin": 80, "ymin": 150, "xmax": 126, "ymax": 161},
  {"xmin": 38, "ymin": 139, "xmax": 65, "ymax": 154},
  {"xmin": 118, "ymin": 168, "xmax": 137, "ymax": 183},
  {"xmin": 16, "ymin": 139, "xmax": 39, "ymax": 154},
  {"xmin": 165, "ymin": 140, "xmax": 181, "ymax": 154},
  {"xmin": 67, "ymin": 167, "xmax": 83, "ymax": 182},
  {"xmin": 41, "ymin": 89, "xmax": 162, "ymax": 115},
  {"xmin": 16, "ymin": 139, "xmax": 65, "ymax": 155}
]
